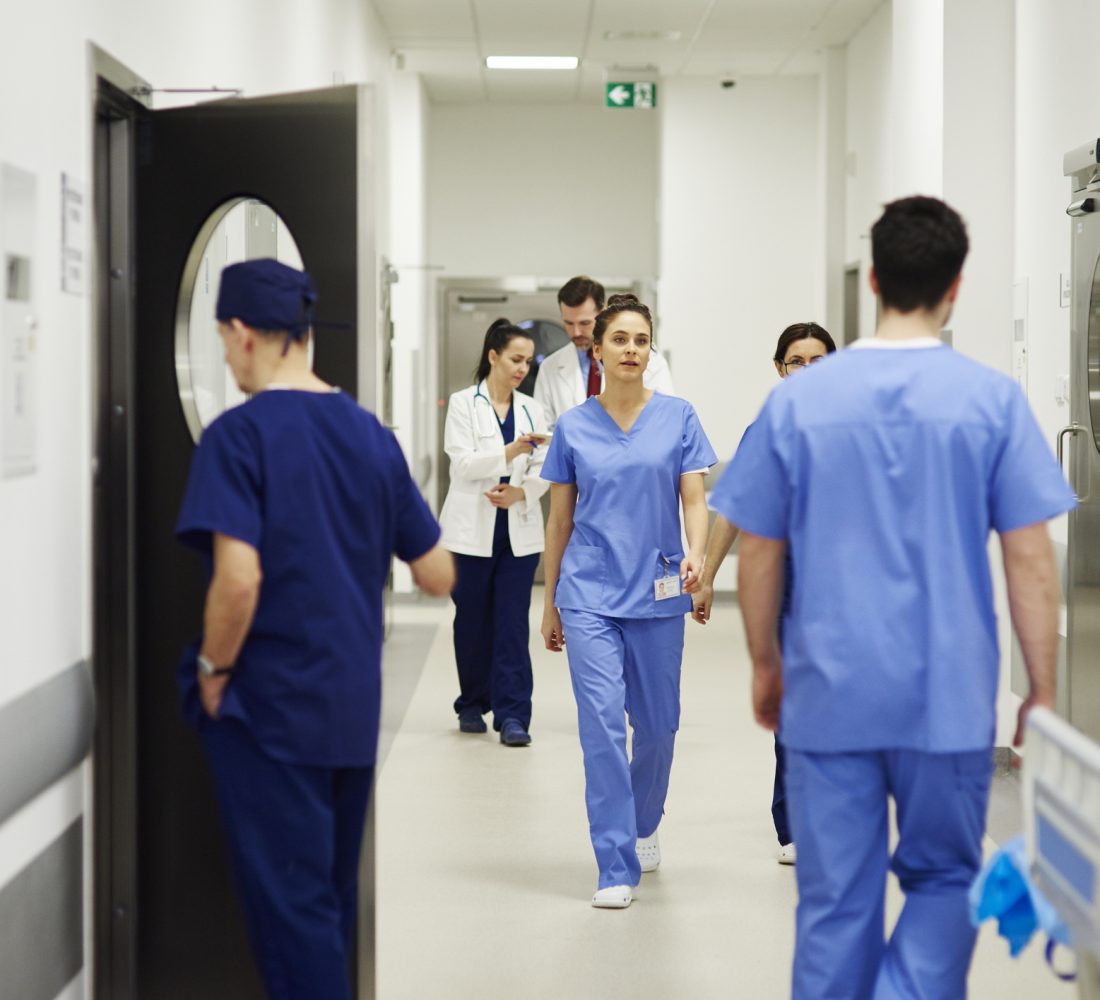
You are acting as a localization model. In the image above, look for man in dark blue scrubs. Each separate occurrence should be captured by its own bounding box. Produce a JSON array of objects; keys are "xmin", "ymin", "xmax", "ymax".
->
[{"xmin": 176, "ymin": 258, "xmax": 454, "ymax": 999}]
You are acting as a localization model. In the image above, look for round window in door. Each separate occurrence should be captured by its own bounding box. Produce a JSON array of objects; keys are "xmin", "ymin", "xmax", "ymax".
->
[
  {"xmin": 174, "ymin": 198, "xmax": 308, "ymax": 443},
  {"xmin": 515, "ymin": 318, "xmax": 569, "ymax": 397}
]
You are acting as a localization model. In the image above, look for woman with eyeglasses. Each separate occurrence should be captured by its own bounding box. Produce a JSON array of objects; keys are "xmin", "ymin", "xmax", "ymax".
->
[
  {"xmin": 439, "ymin": 318, "xmax": 550, "ymax": 747},
  {"xmin": 692, "ymin": 321, "xmax": 837, "ymax": 865}
]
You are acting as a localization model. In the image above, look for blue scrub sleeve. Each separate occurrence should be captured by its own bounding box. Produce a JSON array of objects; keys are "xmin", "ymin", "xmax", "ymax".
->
[
  {"xmin": 540, "ymin": 421, "xmax": 575, "ymax": 484},
  {"xmin": 176, "ymin": 415, "xmax": 263, "ymax": 553},
  {"xmin": 388, "ymin": 433, "xmax": 443, "ymax": 562},
  {"xmin": 680, "ymin": 403, "xmax": 718, "ymax": 474},
  {"xmin": 989, "ymin": 388, "xmax": 1076, "ymax": 533},
  {"xmin": 709, "ymin": 412, "xmax": 790, "ymax": 540}
]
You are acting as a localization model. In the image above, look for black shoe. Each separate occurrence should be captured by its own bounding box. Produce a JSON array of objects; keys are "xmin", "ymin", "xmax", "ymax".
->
[
  {"xmin": 500, "ymin": 719, "xmax": 531, "ymax": 747},
  {"xmin": 458, "ymin": 708, "xmax": 487, "ymax": 734}
]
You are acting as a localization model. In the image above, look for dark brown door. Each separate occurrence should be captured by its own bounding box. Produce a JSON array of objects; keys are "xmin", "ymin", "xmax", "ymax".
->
[{"xmin": 95, "ymin": 83, "xmax": 367, "ymax": 998}]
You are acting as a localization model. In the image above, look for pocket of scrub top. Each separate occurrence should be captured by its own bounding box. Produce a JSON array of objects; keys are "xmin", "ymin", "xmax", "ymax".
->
[{"xmin": 555, "ymin": 543, "xmax": 606, "ymax": 609}]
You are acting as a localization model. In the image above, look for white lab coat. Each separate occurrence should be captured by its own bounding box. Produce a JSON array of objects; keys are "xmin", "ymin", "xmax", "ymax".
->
[
  {"xmin": 533, "ymin": 341, "xmax": 675, "ymax": 429},
  {"xmin": 439, "ymin": 383, "xmax": 550, "ymax": 558}
]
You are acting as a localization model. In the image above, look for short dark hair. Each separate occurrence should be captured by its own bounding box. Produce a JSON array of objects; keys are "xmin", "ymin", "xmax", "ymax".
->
[
  {"xmin": 773, "ymin": 322, "xmax": 836, "ymax": 364},
  {"xmin": 557, "ymin": 275, "xmax": 606, "ymax": 311},
  {"xmin": 592, "ymin": 293, "xmax": 652, "ymax": 344},
  {"xmin": 473, "ymin": 317, "xmax": 533, "ymax": 383},
  {"xmin": 871, "ymin": 196, "xmax": 969, "ymax": 313}
]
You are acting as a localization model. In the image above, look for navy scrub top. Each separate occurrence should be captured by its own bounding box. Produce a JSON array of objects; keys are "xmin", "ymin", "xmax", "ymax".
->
[{"xmin": 176, "ymin": 389, "xmax": 441, "ymax": 767}]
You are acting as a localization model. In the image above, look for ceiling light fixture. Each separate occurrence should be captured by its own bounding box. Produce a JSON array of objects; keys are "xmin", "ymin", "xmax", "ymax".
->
[
  {"xmin": 603, "ymin": 30, "xmax": 681, "ymax": 42},
  {"xmin": 485, "ymin": 56, "xmax": 579, "ymax": 70}
]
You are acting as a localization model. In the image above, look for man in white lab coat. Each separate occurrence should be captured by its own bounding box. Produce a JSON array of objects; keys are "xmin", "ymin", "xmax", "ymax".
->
[{"xmin": 534, "ymin": 275, "xmax": 674, "ymax": 429}]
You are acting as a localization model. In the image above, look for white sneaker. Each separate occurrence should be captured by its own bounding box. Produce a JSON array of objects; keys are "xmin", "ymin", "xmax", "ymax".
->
[
  {"xmin": 777, "ymin": 842, "xmax": 797, "ymax": 866},
  {"xmin": 592, "ymin": 884, "xmax": 633, "ymax": 909},
  {"xmin": 635, "ymin": 832, "xmax": 661, "ymax": 873}
]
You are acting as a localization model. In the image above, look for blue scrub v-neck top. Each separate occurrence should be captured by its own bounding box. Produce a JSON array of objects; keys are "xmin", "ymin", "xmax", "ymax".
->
[
  {"xmin": 176, "ymin": 389, "xmax": 441, "ymax": 767},
  {"xmin": 541, "ymin": 392, "xmax": 716, "ymax": 619},
  {"xmin": 711, "ymin": 344, "xmax": 1075, "ymax": 753}
]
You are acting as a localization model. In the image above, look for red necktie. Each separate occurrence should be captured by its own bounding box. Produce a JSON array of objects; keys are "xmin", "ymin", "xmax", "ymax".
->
[{"xmin": 586, "ymin": 348, "xmax": 601, "ymax": 397}]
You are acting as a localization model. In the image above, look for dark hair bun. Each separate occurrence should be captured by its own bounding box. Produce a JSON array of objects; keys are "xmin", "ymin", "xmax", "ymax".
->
[
  {"xmin": 606, "ymin": 293, "xmax": 639, "ymax": 308},
  {"xmin": 488, "ymin": 317, "xmax": 513, "ymax": 332}
]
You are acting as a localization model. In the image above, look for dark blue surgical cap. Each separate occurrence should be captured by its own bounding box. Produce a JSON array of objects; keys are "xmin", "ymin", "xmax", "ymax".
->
[{"xmin": 216, "ymin": 258, "xmax": 317, "ymax": 337}]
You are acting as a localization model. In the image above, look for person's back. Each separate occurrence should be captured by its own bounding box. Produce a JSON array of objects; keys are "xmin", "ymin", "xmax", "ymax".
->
[
  {"xmin": 175, "ymin": 258, "xmax": 453, "ymax": 1000},
  {"xmin": 179, "ymin": 388, "xmax": 424, "ymax": 764},
  {"xmin": 716, "ymin": 196, "xmax": 1074, "ymax": 999},
  {"xmin": 761, "ymin": 343, "xmax": 1065, "ymax": 753}
]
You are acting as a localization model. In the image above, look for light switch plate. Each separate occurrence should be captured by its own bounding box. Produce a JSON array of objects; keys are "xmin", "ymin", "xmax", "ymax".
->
[
  {"xmin": 1061, "ymin": 273, "xmax": 1072, "ymax": 308},
  {"xmin": 1056, "ymin": 374, "xmax": 1069, "ymax": 404}
]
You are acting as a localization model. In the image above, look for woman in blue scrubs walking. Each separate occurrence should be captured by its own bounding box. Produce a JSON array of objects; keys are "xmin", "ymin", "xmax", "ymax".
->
[
  {"xmin": 440, "ymin": 319, "xmax": 550, "ymax": 746},
  {"xmin": 540, "ymin": 294, "xmax": 716, "ymax": 908},
  {"xmin": 693, "ymin": 322, "xmax": 837, "ymax": 866}
]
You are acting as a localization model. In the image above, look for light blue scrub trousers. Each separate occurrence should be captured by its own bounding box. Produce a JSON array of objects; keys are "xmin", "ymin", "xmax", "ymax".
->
[
  {"xmin": 561, "ymin": 610, "xmax": 685, "ymax": 888},
  {"xmin": 785, "ymin": 748, "xmax": 993, "ymax": 1000}
]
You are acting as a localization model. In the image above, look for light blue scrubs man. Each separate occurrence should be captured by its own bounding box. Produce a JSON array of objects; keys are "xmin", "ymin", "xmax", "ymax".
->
[
  {"xmin": 539, "ymin": 293, "xmax": 716, "ymax": 909},
  {"xmin": 714, "ymin": 196, "xmax": 1074, "ymax": 998}
]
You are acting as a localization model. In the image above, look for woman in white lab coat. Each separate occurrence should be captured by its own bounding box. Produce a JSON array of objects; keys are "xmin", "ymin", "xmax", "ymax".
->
[{"xmin": 439, "ymin": 319, "xmax": 550, "ymax": 746}]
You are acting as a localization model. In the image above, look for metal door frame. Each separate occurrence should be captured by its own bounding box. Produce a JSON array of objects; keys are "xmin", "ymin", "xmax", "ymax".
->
[{"xmin": 91, "ymin": 45, "xmax": 150, "ymax": 999}]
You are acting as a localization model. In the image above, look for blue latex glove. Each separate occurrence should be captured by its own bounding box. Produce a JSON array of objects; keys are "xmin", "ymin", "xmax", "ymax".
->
[{"xmin": 969, "ymin": 835, "xmax": 1072, "ymax": 957}]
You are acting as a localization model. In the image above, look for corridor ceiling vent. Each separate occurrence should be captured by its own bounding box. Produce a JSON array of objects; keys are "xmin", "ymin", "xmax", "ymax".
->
[{"xmin": 485, "ymin": 56, "xmax": 579, "ymax": 70}]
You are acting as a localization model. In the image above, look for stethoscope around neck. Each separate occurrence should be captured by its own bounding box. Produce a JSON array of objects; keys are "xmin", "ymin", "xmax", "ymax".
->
[{"xmin": 474, "ymin": 381, "xmax": 535, "ymax": 438}]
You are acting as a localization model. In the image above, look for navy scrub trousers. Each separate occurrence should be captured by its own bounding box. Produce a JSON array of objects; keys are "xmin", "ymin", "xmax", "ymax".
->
[
  {"xmin": 202, "ymin": 718, "xmax": 374, "ymax": 1000},
  {"xmin": 451, "ymin": 402, "xmax": 539, "ymax": 731}
]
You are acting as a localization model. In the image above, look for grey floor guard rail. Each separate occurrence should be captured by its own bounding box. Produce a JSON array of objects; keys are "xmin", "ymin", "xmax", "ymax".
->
[{"xmin": 0, "ymin": 662, "xmax": 94, "ymax": 825}]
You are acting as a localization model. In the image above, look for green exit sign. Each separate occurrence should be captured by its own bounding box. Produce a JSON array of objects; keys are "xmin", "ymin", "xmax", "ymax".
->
[{"xmin": 605, "ymin": 81, "xmax": 658, "ymax": 109}]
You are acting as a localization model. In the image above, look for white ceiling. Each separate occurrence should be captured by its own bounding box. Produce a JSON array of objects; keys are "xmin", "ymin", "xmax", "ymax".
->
[{"xmin": 373, "ymin": 0, "xmax": 885, "ymax": 104}]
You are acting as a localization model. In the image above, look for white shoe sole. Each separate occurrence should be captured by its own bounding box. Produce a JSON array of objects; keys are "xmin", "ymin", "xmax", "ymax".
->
[
  {"xmin": 636, "ymin": 832, "xmax": 660, "ymax": 873},
  {"xmin": 592, "ymin": 885, "xmax": 632, "ymax": 909},
  {"xmin": 777, "ymin": 845, "xmax": 796, "ymax": 866}
]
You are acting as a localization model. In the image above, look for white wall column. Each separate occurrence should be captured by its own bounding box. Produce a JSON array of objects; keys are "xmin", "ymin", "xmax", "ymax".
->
[
  {"xmin": 820, "ymin": 45, "xmax": 847, "ymax": 338},
  {"xmin": 890, "ymin": 0, "xmax": 944, "ymax": 197}
]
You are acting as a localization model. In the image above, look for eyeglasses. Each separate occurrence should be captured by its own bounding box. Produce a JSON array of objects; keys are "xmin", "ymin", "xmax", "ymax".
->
[{"xmin": 782, "ymin": 356, "xmax": 826, "ymax": 373}]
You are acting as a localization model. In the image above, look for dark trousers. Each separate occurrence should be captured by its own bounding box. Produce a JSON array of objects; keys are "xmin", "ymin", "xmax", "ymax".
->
[
  {"xmin": 772, "ymin": 736, "xmax": 792, "ymax": 845},
  {"xmin": 451, "ymin": 530, "xmax": 539, "ymax": 730},
  {"xmin": 201, "ymin": 718, "xmax": 374, "ymax": 1000}
]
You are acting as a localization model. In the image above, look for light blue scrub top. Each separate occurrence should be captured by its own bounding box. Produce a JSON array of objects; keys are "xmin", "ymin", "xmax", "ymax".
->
[
  {"xmin": 711, "ymin": 344, "xmax": 1075, "ymax": 754},
  {"xmin": 542, "ymin": 393, "xmax": 717, "ymax": 619}
]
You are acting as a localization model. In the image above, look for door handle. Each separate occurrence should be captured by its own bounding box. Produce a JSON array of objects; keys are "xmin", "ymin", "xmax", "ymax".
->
[{"xmin": 1058, "ymin": 423, "xmax": 1090, "ymax": 502}]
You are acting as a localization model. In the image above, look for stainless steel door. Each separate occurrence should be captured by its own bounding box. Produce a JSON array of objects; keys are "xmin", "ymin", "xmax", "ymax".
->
[{"xmin": 1064, "ymin": 140, "xmax": 1100, "ymax": 742}]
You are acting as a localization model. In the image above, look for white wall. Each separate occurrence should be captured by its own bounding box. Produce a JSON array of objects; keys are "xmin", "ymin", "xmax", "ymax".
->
[
  {"xmin": 0, "ymin": 2, "xmax": 404, "ymax": 993},
  {"xmin": 890, "ymin": 0, "xmax": 944, "ymax": 196},
  {"xmin": 844, "ymin": 1, "xmax": 893, "ymax": 339},
  {"xmin": 427, "ymin": 104, "xmax": 659, "ymax": 279},
  {"xmin": 1015, "ymin": 0, "xmax": 1100, "ymax": 512},
  {"xmin": 387, "ymin": 71, "xmax": 431, "ymax": 591},
  {"xmin": 657, "ymin": 75, "xmax": 824, "ymax": 463}
]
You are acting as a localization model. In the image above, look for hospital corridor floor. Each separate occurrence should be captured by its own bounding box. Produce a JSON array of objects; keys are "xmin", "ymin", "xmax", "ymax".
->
[{"xmin": 376, "ymin": 590, "xmax": 1068, "ymax": 999}]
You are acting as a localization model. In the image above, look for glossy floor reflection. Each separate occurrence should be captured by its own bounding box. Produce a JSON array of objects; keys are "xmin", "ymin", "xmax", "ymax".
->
[{"xmin": 377, "ymin": 591, "xmax": 1071, "ymax": 999}]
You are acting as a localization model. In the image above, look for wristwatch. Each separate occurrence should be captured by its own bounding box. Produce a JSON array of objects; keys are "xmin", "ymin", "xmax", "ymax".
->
[{"xmin": 197, "ymin": 653, "xmax": 234, "ymax": 678}]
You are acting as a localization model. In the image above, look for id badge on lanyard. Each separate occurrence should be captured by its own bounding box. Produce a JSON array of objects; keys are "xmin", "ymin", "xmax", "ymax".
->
[{"xmin": 654, "ymin": 556, "xmax": 682, "ymax": 602}]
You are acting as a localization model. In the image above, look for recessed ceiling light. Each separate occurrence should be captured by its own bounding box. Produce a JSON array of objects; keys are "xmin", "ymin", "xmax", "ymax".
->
[
  {"xmin": 603, "ymin": 30, "xmax": 682, "ymax": 42},
  {"xmin": 485, "ymin": 56, "xmax": 579, "ymax": 70}
]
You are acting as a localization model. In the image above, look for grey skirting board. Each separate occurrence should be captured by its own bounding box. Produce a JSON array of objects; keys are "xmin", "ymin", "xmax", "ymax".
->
[
  {"xmin": 0, "ymin": 661, "xmax": 94, "ymax": 827},
  {"xmin": 0, "ymin": 819, "xmax": 83, "ymax": 1000}
]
